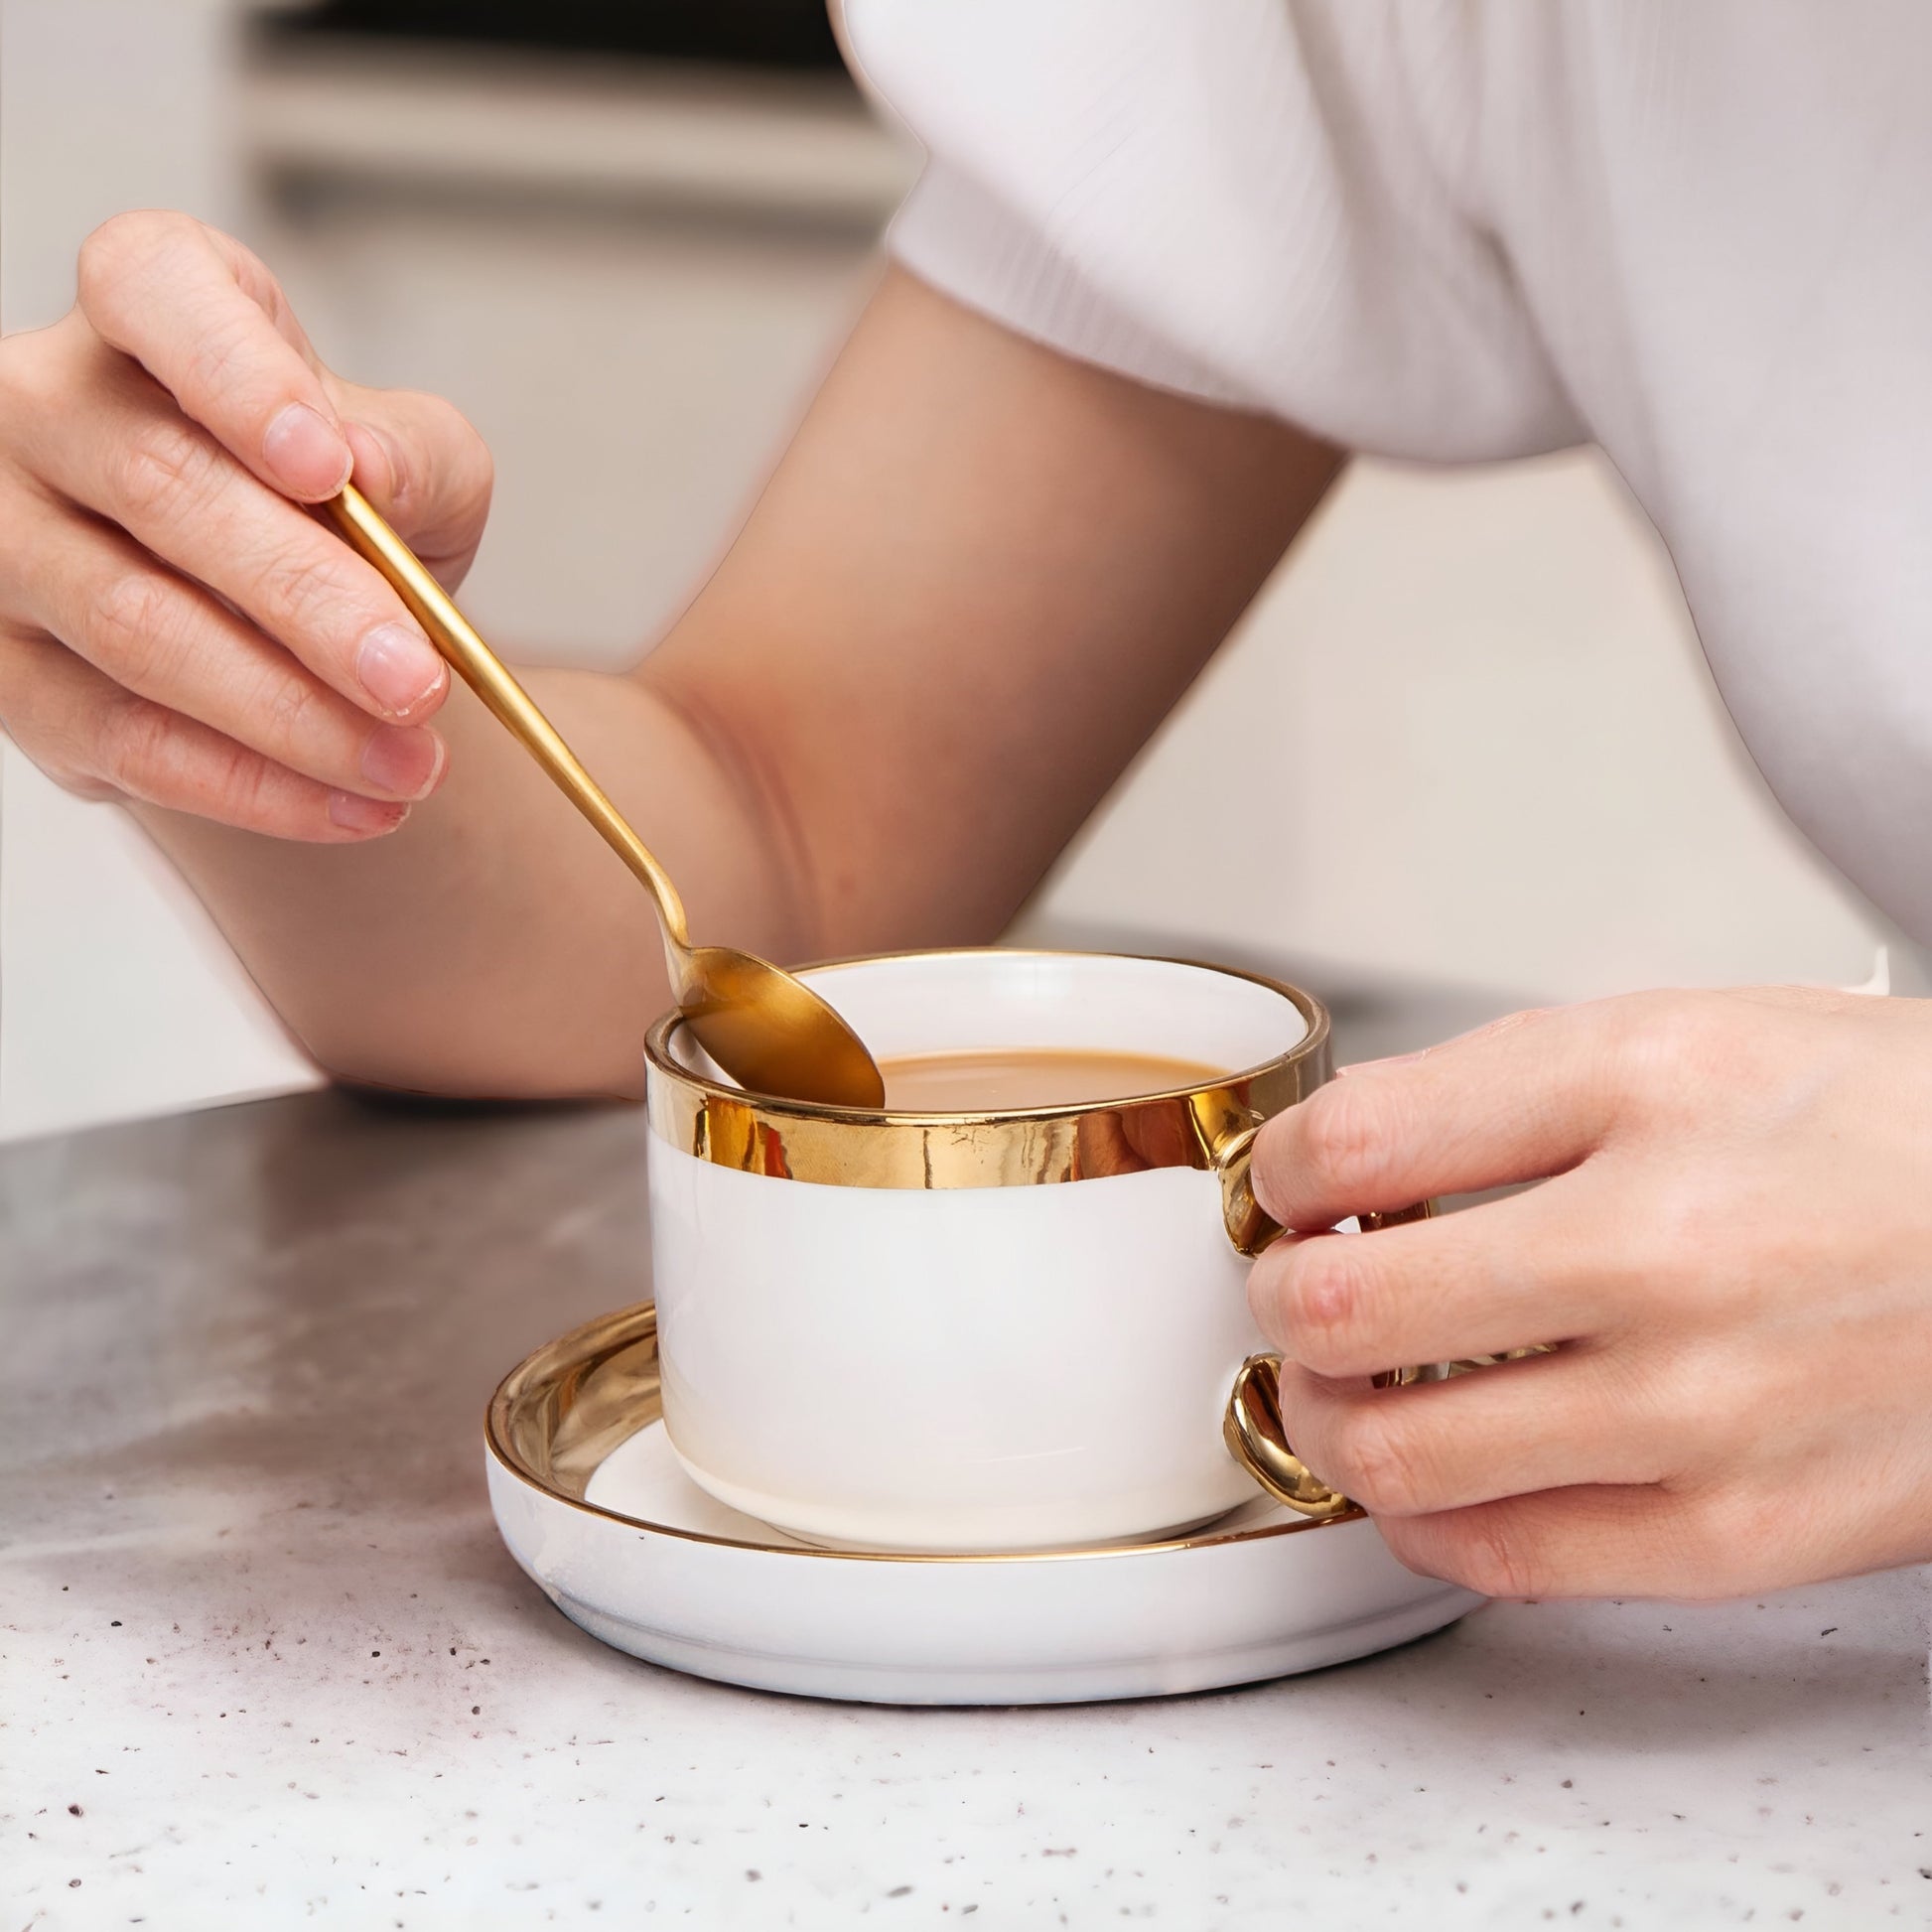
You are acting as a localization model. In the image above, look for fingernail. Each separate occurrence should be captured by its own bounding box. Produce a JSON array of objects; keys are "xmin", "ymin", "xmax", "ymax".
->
[
  {"xmin": 264, "ymin": 402, "xmax": 352, "ymax": 500},
  {"xmin": 355, "ymin": 622, "xmax": 446, "ymax": 720},
  {"xmin": 1337, "ymin": 1051, "xmax": 1428, "ymax": 1076},
  {"xmin": 328, "ymin": 790, "xmax": 408, "ymax": 835},
  {"xmin": 358, "ymin": 724, "xmax": 446, "ymax": 801}
]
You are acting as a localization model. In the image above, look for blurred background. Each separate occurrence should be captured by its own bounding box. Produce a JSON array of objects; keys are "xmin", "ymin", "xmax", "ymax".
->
[{"xmin": 0, "ymin": 0, "xmax": 1905, "ymax": 1142}]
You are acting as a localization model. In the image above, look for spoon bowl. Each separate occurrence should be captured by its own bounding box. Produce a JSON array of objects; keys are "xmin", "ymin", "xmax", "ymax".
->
[
  {"xmin": 322, "ymin": 484, "xmax": 886, "ymax": 1111},
  {"xmin": 678, "ymin": 945, "xmax": 885, "ymax": 1109}
]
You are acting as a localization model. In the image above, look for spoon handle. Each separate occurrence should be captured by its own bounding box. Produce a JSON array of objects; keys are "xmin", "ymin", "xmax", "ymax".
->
[{"xmin": 321, "ymin": 483, "xmax": 692, "ymax": 951}]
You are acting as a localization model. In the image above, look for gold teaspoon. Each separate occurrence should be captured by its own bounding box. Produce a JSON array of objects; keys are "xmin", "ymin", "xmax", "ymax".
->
[{"xmin": 321, "ymin": 483, "xmax": 886, "ymax": 1110}]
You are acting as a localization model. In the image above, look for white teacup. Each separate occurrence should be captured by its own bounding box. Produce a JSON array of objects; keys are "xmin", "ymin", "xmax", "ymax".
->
[{"xmin": 645, "ymin": 949, "xmax": 1391, "ymax": 1554}]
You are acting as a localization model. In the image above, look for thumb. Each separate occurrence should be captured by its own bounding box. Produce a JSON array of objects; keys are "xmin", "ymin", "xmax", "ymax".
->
[{"xmin": 332, "ymin": 380, "xmax": 494, "ymax": 592}]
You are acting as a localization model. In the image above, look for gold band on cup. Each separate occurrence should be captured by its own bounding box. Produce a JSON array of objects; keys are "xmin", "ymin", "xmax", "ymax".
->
[{"xmin": 643, "ymin": 952, "xmax": 1331, "ymax": 1204}]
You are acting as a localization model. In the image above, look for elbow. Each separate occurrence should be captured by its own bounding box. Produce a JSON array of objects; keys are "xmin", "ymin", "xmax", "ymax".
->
[{"xmin": 293, "ymin": 1017, "xmax": 647, "ymax": 1108}]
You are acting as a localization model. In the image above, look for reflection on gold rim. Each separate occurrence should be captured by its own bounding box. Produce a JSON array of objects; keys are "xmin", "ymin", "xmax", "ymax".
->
[
  {"xmin": 643, "ymin": 949, "xmax": 1333, "ymax": 1191},
  {"xmin": 485, "ymin": 1301, "xmax": 1368, "ymax": 1565}
]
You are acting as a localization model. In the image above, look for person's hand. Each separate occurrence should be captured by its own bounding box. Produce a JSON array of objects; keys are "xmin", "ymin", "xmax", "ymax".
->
[
  {"xmin": 0, "ymin": 211, "xmax": 493, "ymax": 839},
  {"xmin": 1246, "ymin": 986, "xmax": 1932, "ymax": 1599}
]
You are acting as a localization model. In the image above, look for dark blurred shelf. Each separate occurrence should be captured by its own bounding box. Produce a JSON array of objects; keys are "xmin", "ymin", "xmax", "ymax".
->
[
  {"xmin": 243, "ymin": 32, "xmax": 911, "ymax": 229},
  {"xmin": 263, "ymin": 1, "xmax": 847, "ymax": 73}
]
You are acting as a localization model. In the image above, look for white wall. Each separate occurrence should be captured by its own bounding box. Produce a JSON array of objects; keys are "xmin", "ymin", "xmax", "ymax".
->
[
  {"xmin": 0, "ymin": 0, "xmax": 319, "ymax": 1143},
  {"xmin": 1019, "ymin": 450, "xmax": 1897, "ymax": 999}
]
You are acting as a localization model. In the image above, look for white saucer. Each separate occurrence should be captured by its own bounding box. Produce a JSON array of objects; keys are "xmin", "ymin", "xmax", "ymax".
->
[{"xmin": 485, "ymin": 1303, "xmax": 1480, "ymax": 1706}]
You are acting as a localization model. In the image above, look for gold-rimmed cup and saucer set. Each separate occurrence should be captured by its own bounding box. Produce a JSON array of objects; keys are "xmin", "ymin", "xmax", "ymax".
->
[
  {"xmin": 329, "ymin": 490, "xmax": 1486, "ymax": 1700},
  {"xmin": 486, "ymin": 949, "xmax": 1491, "ymax": 1706}
]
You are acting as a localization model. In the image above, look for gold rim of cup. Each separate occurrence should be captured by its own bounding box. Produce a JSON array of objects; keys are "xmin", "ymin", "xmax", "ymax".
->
[{"xmin": 641, "ymin": 947, "xmax": 1334, "ymax": 1193}]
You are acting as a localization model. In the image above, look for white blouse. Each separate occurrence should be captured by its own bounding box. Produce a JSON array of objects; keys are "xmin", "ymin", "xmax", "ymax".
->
[{"xmin": 843, "ymin": 0, "xmax": 1932, "ymax": 947}]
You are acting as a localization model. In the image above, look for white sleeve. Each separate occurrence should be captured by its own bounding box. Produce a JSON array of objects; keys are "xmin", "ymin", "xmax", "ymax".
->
[{"xmin": 842, "ymin": 0, "xmax": 1584, "ymax": 463}]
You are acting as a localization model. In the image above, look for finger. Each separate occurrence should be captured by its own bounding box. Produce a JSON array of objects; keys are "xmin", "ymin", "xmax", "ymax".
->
[
  {"xmin": 1272, "ymin": 1347, "xmax": 1672, "ymax": 1520},
  {"xmin": 1252, "ymin": 1003, "xmax": 1630, "ymax": 1229},
  {"xmin": 1248, "ymin": 1176, "xmax": 1614, "ymax": 1377},
  {"xmin": 330, "ymin": 380, "xmax": 494, "ymax": 589},
  {"xmin": 0, "ymin": 487, "xmax": 433, "ymax": 791},
  {"xmin": 18, "ymin": 512, "xmax": 447, "ymax": 804},
  {"xmin": 1374, "ymin": 1484, "xmax": 1737, "ymax": 1601},
  {"xmin": 25, "ymin": 369, "xmax": 450, "ymax": 725},
  {"xmin": 76, "ymin": 213, "xmax": 352, "ymax": 502},
  {"xmin": 0, "ymin": 629, "xmax": 408, "ymax": 842}
]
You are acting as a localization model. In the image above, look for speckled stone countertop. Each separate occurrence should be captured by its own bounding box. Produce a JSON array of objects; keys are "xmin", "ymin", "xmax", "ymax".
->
[{"xmin": 4, "ymin": 1035, "xmax": 1928, "ymax": 1926}]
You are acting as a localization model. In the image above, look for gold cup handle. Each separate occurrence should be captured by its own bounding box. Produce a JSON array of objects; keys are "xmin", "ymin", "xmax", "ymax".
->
[
  {"xmin": 1222, "ymin": 1352, "xmax": 1356, "ymax": 1521},
  {"xmin": 1210, "ymin": 1121, "xmax": 1437, "ymax": 1519}
]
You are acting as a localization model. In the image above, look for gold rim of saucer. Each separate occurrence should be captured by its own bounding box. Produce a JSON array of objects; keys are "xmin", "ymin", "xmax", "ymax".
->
[
  {"xmin": 486, "ymin": 1301, "xmax": 1367, "ymax": 1565},
  {"xmin": 643, "ymin": 947, "xmax": 1333, "ymax": 1191}
]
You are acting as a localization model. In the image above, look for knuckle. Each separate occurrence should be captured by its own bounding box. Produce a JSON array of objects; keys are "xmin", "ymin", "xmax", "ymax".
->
[
  {"xmin": 1324, "ymin": 1406, "xmax": 1437, "ymax": 1517},
  {"xmin": 113, "ymin": 702, "xmax": 270, "ymax": 824},
  {"xmin": 1276, "ymin": 1238, "xmax": 1377, "ymax": 1370},
  {"xmin": 1607, "ymin": 992, "xmax": 1740, "ymax": 1102},
  {"xmin": 1458, "ymin": 1005, "xmax": 1560, "ymax": 1052},
  {"xmin": 1445, "ymin": 1510, "xmax": 1548, "ymax": 1600},
  {"xmin": 258, "ymin": 671, "xmax": 326, "ymax": 761},
  {"xmin": 207, "ymin": 741, "xmax": 273, "ymax": 823},
  {"xmin": 181, "ymin": 313, "xmax": 263, "ymax": 409},
  {"xmin": 119, "ymin": 419, "xmax": 221, "ymax": 523},
  {"xmin": 85, "ymin": 572, "xmax": 183, "ymax": 688},
  {"xmin": 257, "ymin": 546, "xmax": 347, "ymax": 634},
  {"xmin": 1654, "ymin": 1351, "xmax": 1759, "ymax": 1472},
  {"xmin": 98, "ymin": 696, "xmax": 176, "ymax": 795},
  {"xmin": 77, "ymin": 209, "xmax": 148, "ymax": 277},
  {"xmin": 1667, "ymin": 1487, "xmax": 1771, "ymax": 1597},
  {"xmin": 1691, "ymin": 1369, "xmax": 1760, "ymax": 1458},
  {"xmin": 77, "ymin": 210, "xmax": 191, "ymax": 308},
  {"xmin": 1630, "ymin": 989, "xmax": 1708, "ymax": 1054},
  {"xmin": 1621, "ymin": 1177, "xmax": 1709, "ymax": 1291},
  {"xmin": 1296, "ymin": 1079, "xmax": 1401, "ymax": 1201}
]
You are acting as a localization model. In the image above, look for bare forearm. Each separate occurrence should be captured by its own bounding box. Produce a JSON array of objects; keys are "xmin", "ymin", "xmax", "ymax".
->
[{"xmin": 135, "ymin": 661, "xmax": 823, "ymax": 1100}]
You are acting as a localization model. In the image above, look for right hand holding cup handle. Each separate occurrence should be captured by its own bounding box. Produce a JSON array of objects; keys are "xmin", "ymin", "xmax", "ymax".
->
[
  {"xmin": 1211, "ymin": 1117, "xmax": 1440, "ymax": 1520},
  {"xmin": 1208, "ymin": 1112, "xmax": 1549, "ymax": 1520}
]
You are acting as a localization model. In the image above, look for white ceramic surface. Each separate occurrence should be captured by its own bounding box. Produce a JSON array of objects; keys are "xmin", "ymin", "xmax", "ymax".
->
[
  {"xmin": 486, "ymin": 1417, "xmax": 1480, "ymax": 1706},
  {"xmin": 648, "ymin": 951, "xmax": 1312, "ymax": 1552}
]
